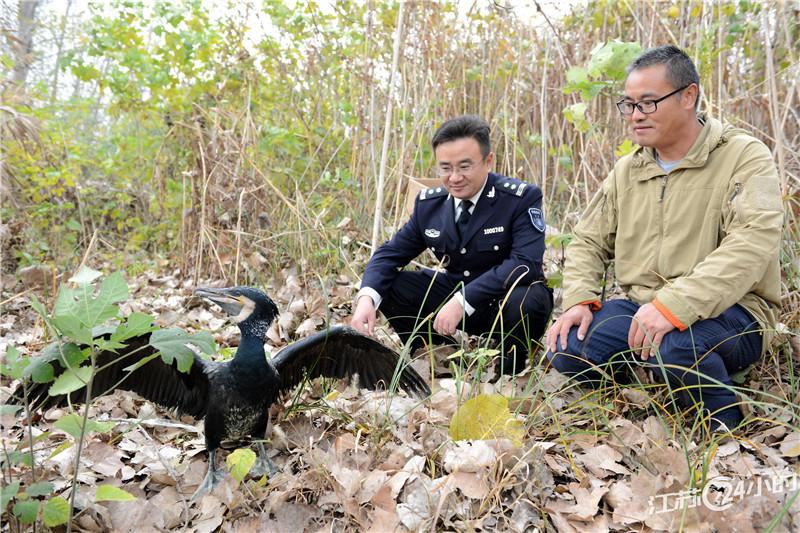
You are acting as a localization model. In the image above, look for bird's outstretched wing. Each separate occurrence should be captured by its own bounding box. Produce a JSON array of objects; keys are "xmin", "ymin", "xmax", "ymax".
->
[
  {"xmin": 20, "ymin": 333, "xmax": 210, "ymax": 419},
  {"xmin": 271, "ymin": 326, "xmax": 430, "ymax": 398}
]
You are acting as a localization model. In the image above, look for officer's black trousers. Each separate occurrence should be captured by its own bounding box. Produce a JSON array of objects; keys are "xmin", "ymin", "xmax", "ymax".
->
[{"xmin": 379, "ymin": 270, "xmax": 553, "ymax": 375}]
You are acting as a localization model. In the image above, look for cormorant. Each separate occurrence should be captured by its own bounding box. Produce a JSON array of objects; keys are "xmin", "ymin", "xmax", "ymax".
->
[{"xmin": 16, "ymin": 286, "xmax": 429, "ymax": 499}]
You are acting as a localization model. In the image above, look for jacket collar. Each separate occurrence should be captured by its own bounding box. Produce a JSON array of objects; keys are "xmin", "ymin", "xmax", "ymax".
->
[{"xmin": 631, "ymin": 114, "xmax": 727, "ymax": 181}]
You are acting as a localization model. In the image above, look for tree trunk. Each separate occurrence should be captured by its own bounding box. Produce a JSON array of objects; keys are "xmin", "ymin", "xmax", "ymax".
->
[
  {"xmin": 50, "ymin": 0, "xmax": 73, "ymax": 103},
  {"xmin": 12, "ymin": 0, "xmax": 40, "ymax": 91}
]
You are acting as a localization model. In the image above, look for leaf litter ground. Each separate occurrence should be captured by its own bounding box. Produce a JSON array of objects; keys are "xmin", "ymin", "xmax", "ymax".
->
[{"xmin": 2, "ymin": 269, "xmax": 800, "ymax": 532}]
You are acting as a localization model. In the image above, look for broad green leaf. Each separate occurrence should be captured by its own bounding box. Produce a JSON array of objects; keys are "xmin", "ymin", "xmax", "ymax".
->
[
  {"xmin": 59, "ymin": 343, "xmax": 89, "ymax": 368},
  {"xmin": 566, "ymin": 66, "xmax": 588, "ymax": 85},
  {"xmin": 13, "ymin": 499, "xmax": 39, "ymax": 524},
  {"xmin": 49, "ymin": 366, "xmax": 93, "ymax": 396},
  {"xmin": 31, "ymin": 362, "xmax": 55, "ymax": 384},
  {"xmin": 730, "ymin": 367, "xmax": 749, "ymax": 385},
  {"xmin": 54, "ymin": 285, "xmax": 80, "ymax": 319},
  {"xmin": 77, "ymin": 272, "xmax": 128, "ymax": 328},
  {"xmin": 1, "ymin": 346, "xmax": 27, "ymax": 380},
  {"xmin": 30, "ymin": 295, "xmax": 57, "ymax": 333},
  {"xmin": 29, "ymin": 295, "xmax": 50, "ymax": 320},
  {"xmin": 69, "ymin": 266, "xmax": 102, "ymax": 285},
  {"xmin": 149, "ymin": 329, "xmax": 215, "ymax": 373},
  {"xmin": 26, "ymin": 342, "xmax": 86, "ymax": 384},
  {"xmin": 0, "ymin": 404, "xmax": 23, "ymax": 416},
  {"xmin": 66, "ymin": 218, "xmax": 82, "ymax": 231},
  {"xmin": 226, "ymin": 448, "xmax": 256, "ymax": 482},
  {"xmin": 54, "ymin": 271, "xmax": 128, "ymax": 330},
  {"xmin": 546, "ymin": 271, "xmax": 564, "ymax": 289},
  {"xmin": 24, "ymin": 341, "xmax": 77, "ymax": 383},
  {"xmin": 1, "ymin": 480, "xmax": 20, "ymax": 507},
  {"xmin": 93, "ymin": 338, "xmax": 128, "ymax": 352},
  {"xmin": 95, "ymin": 485, "xmax": 136, "ymax": 502},
  {"xmin": 587, "ymin": 40, "xmax": 642, "ymax": 81},
  {"xmin": 42, "ymin": 496, "xmax": 70, "ymax": 527},
  {"xmin": 26, "ymin": 481, "xmax": 54, "ymax": 497},
  {"xmin": 614, "ymin": 139, "xmax": 637, "ymax": 158},
  {"xmin": 3, "ymin": 450, "xmax": 32, "ymax": 467},
  {"xmin": 112, "ymin": 312, "xmax": 157, "ymax": 342},
  {"xmin": 92, "ymin": 325, "xmax": 117, "ymax": 337},
  {"xmin": 52, "ymin": 314, "xmax": 94, "ymax": 345},
  {"xmin": 449, "ymin": 394, "xmax": 524, "ymax": 446},
  {"xmin": 563, "ymin": 103, "xmax": 590, "ymax": 133},
  {"xmin": 53, "ymin": 413, "xmax": 116, "ymax": 439}
]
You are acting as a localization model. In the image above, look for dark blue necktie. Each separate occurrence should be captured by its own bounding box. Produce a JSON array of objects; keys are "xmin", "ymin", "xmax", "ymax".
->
[{"xmin": 457, "ymin": 200, "xmax": 473, "ymax": 238}]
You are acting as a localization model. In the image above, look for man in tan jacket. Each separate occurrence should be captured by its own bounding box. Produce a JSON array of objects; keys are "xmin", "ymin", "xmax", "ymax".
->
[{"xmin": 546, "ymin": 45, "xmax": 782, "ymax": 431}]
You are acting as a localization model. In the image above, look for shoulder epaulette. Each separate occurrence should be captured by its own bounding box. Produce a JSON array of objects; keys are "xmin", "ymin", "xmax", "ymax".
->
[
  {"xmin": 418, "ymin": 186, "xmax": 449, "ymax": 201},
  {"xmin": 495, "ymin": 176, "xmax": 529, "ymax": 197}
]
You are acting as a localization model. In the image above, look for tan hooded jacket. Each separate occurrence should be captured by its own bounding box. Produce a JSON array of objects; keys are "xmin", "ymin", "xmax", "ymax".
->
[{"xmin": 562, "ymin": 115, "xmax": 783, "ymax": 351}]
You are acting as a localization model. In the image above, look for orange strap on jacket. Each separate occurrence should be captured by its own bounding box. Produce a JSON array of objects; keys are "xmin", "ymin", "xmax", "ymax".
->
[
  {"xmin": 577, "ymin": 299, "xmax": 602, "ymax": 311},
  {"xmin": 653, "ymin": 298, "xmax": 687, "ymax": 331}
]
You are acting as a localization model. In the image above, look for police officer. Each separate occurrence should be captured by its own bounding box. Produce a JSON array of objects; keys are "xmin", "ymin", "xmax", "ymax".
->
[{"xmin": 351, "ymin": 115, "xmax": 553, "ymax": 375}]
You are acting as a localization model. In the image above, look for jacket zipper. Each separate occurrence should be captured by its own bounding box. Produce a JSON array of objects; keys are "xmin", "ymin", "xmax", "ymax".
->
[
  {"xmin": 729, "ymin": 182, "xmax": 742, "ymax": 203},
  {"xmin": 655, "ymin": 175, "xmax": 668, "ymax": 276},
  {"xmin": 659, "ymin": 175, "xmax": 668, "ymax": 202}
]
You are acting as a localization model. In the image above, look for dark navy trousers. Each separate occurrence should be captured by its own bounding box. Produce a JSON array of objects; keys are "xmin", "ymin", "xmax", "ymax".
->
[
  {"xmin": 380, "ymin": 270, "xmax": 553, "ymax": 374},
  {"xmin": 546, "ymin": 299, "xmax": 762, "ymax": 424}
]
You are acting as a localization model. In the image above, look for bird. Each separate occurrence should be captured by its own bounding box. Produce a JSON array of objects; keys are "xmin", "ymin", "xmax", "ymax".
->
[{"xmin": 15, "ymin": 286, "xmax": 430, "ymax": 500}]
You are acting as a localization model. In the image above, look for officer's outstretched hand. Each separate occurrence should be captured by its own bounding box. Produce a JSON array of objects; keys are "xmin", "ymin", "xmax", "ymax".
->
[
  {"xmin": 351, "ymin": 295, "xmax": 377, "ymax": 336},
  {"xmin": 434, "ymin": 297, "xmax": 464, "ymax": 337},
  {"xmin": 546, "ymin": 304, "xmax": 593, "ymax": 353},
  {"xmin": 628, "ymin": 302, "xmax": 675, "ymax": 360}
]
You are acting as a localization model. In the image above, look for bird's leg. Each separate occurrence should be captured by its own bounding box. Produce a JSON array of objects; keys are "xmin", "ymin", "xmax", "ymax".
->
[
  {"xmin": 251, "ymin": 441, "xmax": 276, "ymax": 478},
  {"xmin": 191, "ymin": 448, "xmax": 225, "ymax": 502}
]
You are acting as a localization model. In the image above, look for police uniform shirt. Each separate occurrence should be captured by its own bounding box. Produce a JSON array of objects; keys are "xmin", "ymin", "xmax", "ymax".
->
[{"xmin": 358, "ymin": 172, "xmax": 546, "ymax": 314}]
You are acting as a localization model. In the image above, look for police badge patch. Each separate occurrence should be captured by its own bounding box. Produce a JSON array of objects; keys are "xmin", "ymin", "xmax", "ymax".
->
[{"xmin": 528, "ymin": 208, "xmax": 545, "ymax": 232}]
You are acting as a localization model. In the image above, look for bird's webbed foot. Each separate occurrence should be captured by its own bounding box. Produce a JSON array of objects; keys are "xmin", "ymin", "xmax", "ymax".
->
[
  {"xmin": 191, "ymin": 449, "xmax": 225, "ymax": 502},
  {"xmin": 251, "ymin": 441, "xmax": 277, "ymax": 478}
]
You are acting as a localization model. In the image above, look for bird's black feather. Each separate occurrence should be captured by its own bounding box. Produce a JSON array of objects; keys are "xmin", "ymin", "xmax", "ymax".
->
[
  {"xmin": 12, "ymin": 286, "xmax": 429, "ymax": 498},
  {"xmin": 22, "ymin": 334, "xmax": 210, "ymax": 419},
  {"xmin": 271, "ymin": 326, "xmax": 430, "ymax": 398}
]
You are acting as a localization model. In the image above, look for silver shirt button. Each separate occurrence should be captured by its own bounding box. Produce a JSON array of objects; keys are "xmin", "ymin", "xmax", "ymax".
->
[
  {"xmin": 493, "ymin": 245, "xmax": 499, "ymax": 251},
  {"xmin": 463, "ymin": 270, "xmax": 470, "ymax": 277},
  {"xmin": 460, "ymin": 248, "xmax": 467, "ymax": 254}
]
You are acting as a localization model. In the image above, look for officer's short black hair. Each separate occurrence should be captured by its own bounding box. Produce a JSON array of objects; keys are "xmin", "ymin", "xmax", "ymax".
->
[
  {"xmin": 431, "ymin": 115, "xmax": 491, "ymax": 158},
  {"xmin": 627, "ymin": 45, "xmax": 701, "ymax": 110}
]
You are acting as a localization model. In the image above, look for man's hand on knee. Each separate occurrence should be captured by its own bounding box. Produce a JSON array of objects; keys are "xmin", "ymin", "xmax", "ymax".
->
[
  {"xmin": 351, "ymin": 295, "xmax": 377, "ymax": 335},
  {"xmin": 546, "ymin": 304, "xmax": 593, "ymax": 353},
  {"xmin": 628, "ymin": 302, "xmax": 675, "ymax": 360},
  {"xmin": 433, "ymin": 297, "xmax": 464, "ymax": 336}
]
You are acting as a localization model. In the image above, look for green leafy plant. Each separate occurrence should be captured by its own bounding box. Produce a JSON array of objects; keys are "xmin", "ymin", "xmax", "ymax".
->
[
  {"xmin": 562, "ymin": 40, "xmax": 641, "ymax": 137},
  {"xmin": 1, "ymin": 267, "xmax": 215, "ymax": 530}
]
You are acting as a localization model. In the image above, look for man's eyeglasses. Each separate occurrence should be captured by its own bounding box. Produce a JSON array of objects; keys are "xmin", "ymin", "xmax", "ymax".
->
[
  {"xmin": 616, "ymin": 84, "xmax": 691, "ymax": 115},
  {"xmin": 436, "ymin": 160, "xmax": 482, "ymax": 177}
]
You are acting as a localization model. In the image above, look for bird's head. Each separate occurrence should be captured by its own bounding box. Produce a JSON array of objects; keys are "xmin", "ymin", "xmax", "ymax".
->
[{"xmin": 194, "ymin": 286, "xmax": 278, "ymax": 340}]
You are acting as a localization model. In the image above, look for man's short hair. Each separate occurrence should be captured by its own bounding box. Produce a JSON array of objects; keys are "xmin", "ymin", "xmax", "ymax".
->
[
  {"xmin": 431, "ymin": 115, "xmax": 491, "ymax": 157},
  {"xmin": 627, "ymin": 45, "xmax": 701, "ymax": 110}
]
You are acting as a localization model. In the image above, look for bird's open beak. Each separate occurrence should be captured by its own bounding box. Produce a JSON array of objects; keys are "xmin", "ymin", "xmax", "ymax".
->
[{"xmin": 194, "ymin": 287, "xmax": 244, "ymax": 317}]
